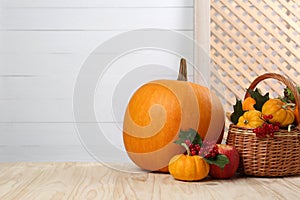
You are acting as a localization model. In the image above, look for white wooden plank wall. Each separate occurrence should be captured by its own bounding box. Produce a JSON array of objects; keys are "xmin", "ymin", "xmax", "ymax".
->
[{"xmin": 0, "ymin": 0, "xmax": 194, "ymax": 162}]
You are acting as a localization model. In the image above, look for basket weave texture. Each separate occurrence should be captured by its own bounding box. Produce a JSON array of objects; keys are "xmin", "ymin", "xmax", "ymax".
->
[{"xmin": 226, "ymin": 73, "xmax": 300, "ymax": 177}]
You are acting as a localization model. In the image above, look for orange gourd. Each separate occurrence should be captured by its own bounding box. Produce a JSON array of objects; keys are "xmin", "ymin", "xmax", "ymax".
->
[
  {"xmin": 168, "ymin": 143, "xmax": 209, "ymax": 181},
  {"xmin": 237, "ymin": 110, "xmax": 265, "ymax": 128},
  {"xmin": 262, "ymin": 98, "xmax": 295, "ymax": 127},
  {"xmin": 242, "ymin": 97, "xmax": 256, "ymax": 111},
  {"xmin": 123, "ymin": 58, "xmax": 225, "ymax": 172}
]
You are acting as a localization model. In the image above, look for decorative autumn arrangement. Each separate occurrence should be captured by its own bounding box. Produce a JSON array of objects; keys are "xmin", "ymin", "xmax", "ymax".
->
[
  {"xmin": 123, "ymin": 58, "xmax": 225, "ymax": 172},
  {"xmin": 227, "ymin": 73, "xmax": 300, "ymax": 177},
  {"xmin": 169, "ymin": 129, "xmax": 239, "ymax": 181},
  {"xmin": 168, "ymin": 141, "xmax": 210, "ymax": 181}
]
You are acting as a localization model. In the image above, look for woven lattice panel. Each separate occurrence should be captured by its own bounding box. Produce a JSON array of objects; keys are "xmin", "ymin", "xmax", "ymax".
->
[{"xmin": 210, "ymin": 0, "xmax": 300, "ymax": 115}]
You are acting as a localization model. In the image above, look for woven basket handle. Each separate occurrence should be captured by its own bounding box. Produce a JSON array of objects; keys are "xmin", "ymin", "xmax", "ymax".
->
[{"xmin": 244, "ymin": 73, "xmax": 300, "ymax": 127}]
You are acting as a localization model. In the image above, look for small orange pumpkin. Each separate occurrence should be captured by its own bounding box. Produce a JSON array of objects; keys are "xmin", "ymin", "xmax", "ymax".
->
[
  {"xmin": 123, "ymin": 58, "xmax": 225, "ymax": 172},
  {"xmin": 242, "ymin": 97, "xmax": 256, "ymax": 111},
  {"xmin": 237, "ymin": 110, "xmax": 265, "ymax": 128},
  {"xmin": 262, "ymin": 99, "xmax": 295, "ymax": 127},
  {"xmin": 168, "ymin": 144, "xmax": 209, "ymax": 181}
]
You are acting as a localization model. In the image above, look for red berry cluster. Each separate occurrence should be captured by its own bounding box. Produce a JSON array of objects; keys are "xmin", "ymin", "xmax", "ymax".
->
[
  {"xmin": 263, "ymin": 114, "xmax": 273, "ymax": 120},
  {"xmin": 184, "ymin": 139, "xmax": 219, "ymax": 159},
  {"xmin": 201, "ymin": 140, "xmax": 219, "ymax": 159},
  {"xmin": 253, "ymin": 117, "xmax": 280, "ymax": 138},
  {"xmin": 204, "ymin": 145, "xmax": 219, "ymax": 159},
  {"xmin": 185, "ymin": 140, "xmax": 201, "ymax": 156}
]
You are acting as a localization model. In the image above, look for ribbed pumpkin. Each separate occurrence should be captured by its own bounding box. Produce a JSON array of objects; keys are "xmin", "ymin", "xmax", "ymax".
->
[
  {"xmin": 123, "ymin": 58, "xmax": 225, "ymax": 172},
  {"xmin": 237, "ymin": 110, "xmax": 265, "ymax": 128},
  {"xmin": 169, "ymin": 153, "xmax": 209, "ymax": 181},
  {"xmin": 262, "ymin": 98, "xmax": 295, "ymax": 127}
]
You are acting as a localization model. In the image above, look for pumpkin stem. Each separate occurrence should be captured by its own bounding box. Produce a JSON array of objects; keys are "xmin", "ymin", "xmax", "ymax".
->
[
  {"xmin": 288, "ymin": 124, "xmax": 295, "ymax": 132},
  {"xmin": 177, "ymin": 58, "xmax": 188, "ymax": 81},
  {"xmin": 282, "ymin": 103, "xmax": 296, "ymax": 110},
  {"xmin": 181, "ymin": 143, "xmax": 191, "ymax": 156}
]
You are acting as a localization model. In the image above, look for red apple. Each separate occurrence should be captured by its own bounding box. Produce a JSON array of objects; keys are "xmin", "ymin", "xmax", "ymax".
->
[{"xmin": 209, "ymin": 144, "xmax": 239, "ymax": 179}]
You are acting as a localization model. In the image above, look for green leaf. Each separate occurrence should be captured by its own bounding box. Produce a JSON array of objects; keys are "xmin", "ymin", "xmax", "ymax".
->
[
  {"xmin": 282, "ymin": 86, "xmax": 300, "ymax": 103},
  {"xmin": 174, "ymin": 128, "xmax": 202, "ymax": 146},
  {"xmin": 204, "ymin": 154, "xmax": 229, "ymax": 169},
  {"xmin": 230, "ymin": 99, "xmax": 244, "ymax": 125},
  {"xmin": 192, "ymin": 133, "xmax": 202, "ymax": 146},
  {"xmin": 284, "ymin": 87, "xmax": 294, "ymax": 102},
  {"xmin": 248, "ymin": 88, "xmax": 269, "ymax": 111}
]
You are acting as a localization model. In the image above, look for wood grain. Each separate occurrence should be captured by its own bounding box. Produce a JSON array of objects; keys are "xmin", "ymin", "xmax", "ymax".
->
[
  {"xmin": 0, "ymin": 31, "xmax": 193, "ymax": 53},
  {"xmin": 1, "ymin": 0, "xmax": 193, "ymax": 8},
  {"xmin": 0, "ymin": 163, "xmax": 299, "ymax": 200},
  {"xmin": 2, "ymin": 8, "xmax": 193, "ymax": 30}
]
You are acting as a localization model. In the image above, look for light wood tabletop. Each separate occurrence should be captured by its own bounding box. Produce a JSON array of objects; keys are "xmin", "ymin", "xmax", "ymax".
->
[{"xmin": 0, "ymin": 162, "xmax": 299, "ymax": 200}]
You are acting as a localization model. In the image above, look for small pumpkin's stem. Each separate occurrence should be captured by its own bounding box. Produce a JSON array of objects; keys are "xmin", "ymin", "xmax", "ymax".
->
[
  {"xmin": 282, "ymin": 103, "xmax": 296, "ymax": 110},
  {"xmin": 181, "ymin": 143, "xmax": 191, "ymax": 156},
  {"xmin": 288, "ymin": 124, "xmax": 295, "ymax": 132},
  {"xmin": 177, "ymin": 58, "xmax": 188, "ymax": 81}
]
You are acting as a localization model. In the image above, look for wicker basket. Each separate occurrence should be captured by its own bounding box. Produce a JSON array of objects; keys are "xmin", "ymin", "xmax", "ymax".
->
[{"xmin": 226, "ymin": 73, "xmax": 300, "ymax": 177}]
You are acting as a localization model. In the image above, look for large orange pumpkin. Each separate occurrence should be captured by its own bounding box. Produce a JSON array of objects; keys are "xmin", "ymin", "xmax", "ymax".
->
[{"xmin": 123, "ymin": 58, "xmax": 225, "ymax": 172}]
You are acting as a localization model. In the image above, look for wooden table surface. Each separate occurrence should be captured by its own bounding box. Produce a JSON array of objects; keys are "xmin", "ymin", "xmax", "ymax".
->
[{"xmin": 0, "ymin": 162, "xmax": 299, "ymax": 200}]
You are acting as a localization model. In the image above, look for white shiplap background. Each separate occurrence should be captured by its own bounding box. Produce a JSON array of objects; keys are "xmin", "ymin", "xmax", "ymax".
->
[{"xmin": 0, "ymin": 0, "xmax": 196, "ymax": 162}]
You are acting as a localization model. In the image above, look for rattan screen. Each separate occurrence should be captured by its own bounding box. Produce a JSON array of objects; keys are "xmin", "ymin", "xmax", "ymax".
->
[{"xmin": 209, "ymin": 0, "xmax": 300, "ymax": 115}]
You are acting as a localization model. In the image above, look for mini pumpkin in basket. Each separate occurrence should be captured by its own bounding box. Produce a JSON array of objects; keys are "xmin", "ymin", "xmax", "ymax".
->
[{"xmin": 226, "ymin": 73, "xmax": 300, "ymax": 177}]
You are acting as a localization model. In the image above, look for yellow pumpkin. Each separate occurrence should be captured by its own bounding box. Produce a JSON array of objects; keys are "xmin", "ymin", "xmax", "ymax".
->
[
  {"xmin": 242, "ymin": 97, "xmax": 256, "ymax": 111},
  {"xmin": 123, "ymin": 58, "xmax": 225, "ymax": 172},
  {"xmin": 262, "ymin": 99, "xmax": 295, "ymax": 127},
  {"xmin": 169, "ymin": 153, "xmax": 209, "ymax": 181},
  {"xmin": 237, "ymin": 110, "xmax": 265, "ymax": 128}
]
